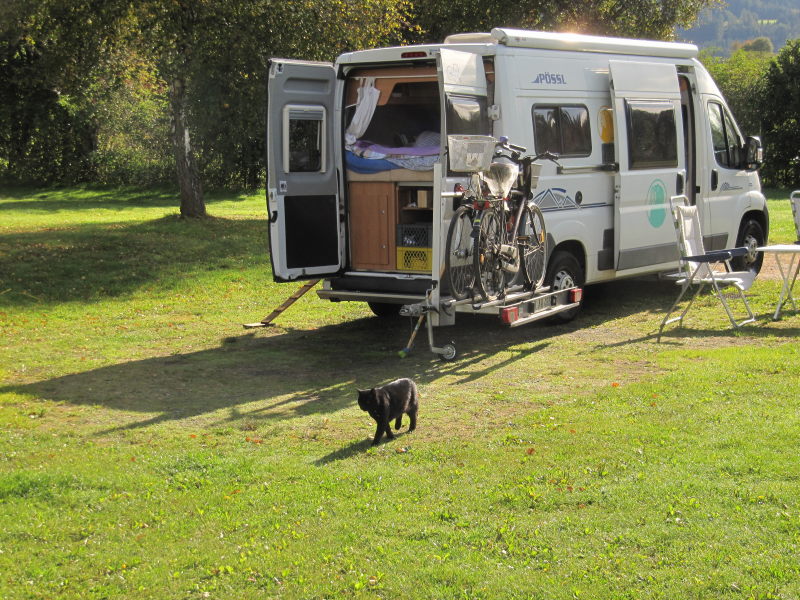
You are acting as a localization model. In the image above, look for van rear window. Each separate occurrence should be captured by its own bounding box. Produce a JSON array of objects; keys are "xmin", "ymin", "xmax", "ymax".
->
[
  {"xmin": 282, "ymin": 105, "xmax": 326, "ymax": 173},
  {"xmin": 626, "ymin": 101, "xmax": 678, "ymax": 170},
  {"xmin": 532, "ymin": 105, "xmax": 591, "ymax": 157},
  {"xmin": 446, "ymin": 95, "xmax": 490, "ymax": 136}
]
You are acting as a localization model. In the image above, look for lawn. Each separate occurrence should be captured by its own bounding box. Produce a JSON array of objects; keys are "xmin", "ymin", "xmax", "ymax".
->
[{"xmin": 1, "ymin": 186, "xmax": 799, "ymax": 599}]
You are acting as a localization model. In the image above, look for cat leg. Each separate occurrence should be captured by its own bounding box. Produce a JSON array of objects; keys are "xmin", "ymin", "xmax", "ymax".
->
[{"xmin": 371, "ymin": 423, "xmax": 384, "ymax": 445}]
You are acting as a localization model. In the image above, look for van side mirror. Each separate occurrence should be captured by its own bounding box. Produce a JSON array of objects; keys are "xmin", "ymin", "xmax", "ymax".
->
[{"xmin": 743, "ymin": 136, "xmax": 763, "ymax": 171}]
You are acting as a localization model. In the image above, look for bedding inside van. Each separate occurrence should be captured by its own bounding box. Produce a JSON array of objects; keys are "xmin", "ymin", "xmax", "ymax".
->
[{"xmin": 345, "ymin": 131, "xmax": 440, "ymax": 173}]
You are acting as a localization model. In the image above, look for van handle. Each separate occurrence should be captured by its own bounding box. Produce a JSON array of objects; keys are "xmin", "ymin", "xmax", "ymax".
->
[
  {"xmin": 676, "ymin": 173, "xmax": 685, "ymax": 195},
  {"xmin": 711, "ymin": 169, "xmax": 719, "ymax": 191}
]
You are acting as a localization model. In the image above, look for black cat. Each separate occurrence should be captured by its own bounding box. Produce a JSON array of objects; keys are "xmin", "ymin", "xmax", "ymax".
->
[{"xmin": 357, "ymin": 378, "xmax": 419, "ymax": 445}]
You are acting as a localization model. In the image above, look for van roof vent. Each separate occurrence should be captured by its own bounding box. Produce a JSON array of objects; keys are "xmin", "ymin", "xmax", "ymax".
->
[
  {"xmin": 491, "ymin": 28, "xmax": 698, "ymax": 59},
  {"xmin": 443, "ymin": 32, "xmax": 496, "ymax": 44}
]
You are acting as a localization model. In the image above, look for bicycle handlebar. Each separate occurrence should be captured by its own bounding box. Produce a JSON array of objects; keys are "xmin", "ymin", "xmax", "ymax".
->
[
  {"xmin": 495, "ymin": 136, "xmax": 561, "ymax": 166},
  {"xmin": 532, "ymin": 150, "xmax": 561, "ymax": 164},
  {"xmin": 496, "ymin": 136, "xmax": 526, "ymax": 154}
]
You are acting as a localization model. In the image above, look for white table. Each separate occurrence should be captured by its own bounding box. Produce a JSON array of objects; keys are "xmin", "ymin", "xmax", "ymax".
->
[{"xmin": 757, "ymin": 244, "xmax": 800, "ymax": 320}]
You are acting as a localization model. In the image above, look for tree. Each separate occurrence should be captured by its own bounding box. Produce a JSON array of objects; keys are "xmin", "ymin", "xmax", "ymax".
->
[
  {"xmin": 737, "ymin": 36, "xmax": 774, "ymax": 53},
  {"xmin": 0, "ymin": 0, "xmax": 133, "ymax": 183},
  {"xmin": 759, "ymin": 39, "xmax": 800, "ymax": 187},
  {"xmin": 700, "ymin": 47, "xmax": 773, "ymax": 139},
  {"xmin": 409, "ymin": 0, "xmax": 723, "ymax": 44}
]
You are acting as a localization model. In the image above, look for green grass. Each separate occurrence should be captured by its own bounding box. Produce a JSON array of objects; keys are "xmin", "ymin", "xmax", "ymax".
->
[{"xmin": 1, "ymin": 186, "xmax": 799, "ymax": 599}]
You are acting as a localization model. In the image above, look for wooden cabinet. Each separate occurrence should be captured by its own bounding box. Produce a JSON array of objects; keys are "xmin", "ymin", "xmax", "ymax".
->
[{"xmin": 348, "ymin": 182, "xmax": 397, "ymax": 270}]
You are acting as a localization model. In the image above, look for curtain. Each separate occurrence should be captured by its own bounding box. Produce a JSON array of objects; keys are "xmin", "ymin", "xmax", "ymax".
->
[{"xmin": 345, "ymin": 77, "xmax": 380, "ymax": 146}]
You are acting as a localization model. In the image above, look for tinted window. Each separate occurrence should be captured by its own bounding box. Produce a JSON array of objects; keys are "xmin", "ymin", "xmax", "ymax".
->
[
  {"xmin": 532, "ymin": 105, "xmax": 591, "ymax": 157},
  {"xmin": 446, "ymin": 95, "xmax": 490, "ymax": 135},
  {"xmin": 626, "ymin": 101, "xmax": 677, "ymax": 169},
  {"xmin": 708, "ymin": 101, "xmax": 743, "ymax": 169}
]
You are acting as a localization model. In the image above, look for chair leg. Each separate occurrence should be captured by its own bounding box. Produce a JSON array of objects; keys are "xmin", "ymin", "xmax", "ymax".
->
[
  {"xmin": 709, "ymin": 276, "xmax": 756, "ymax": 329},
  {"xmin": 658, "ymin": 281, "xmax": 705, "ymax": 341},
  {"xmin": 658, "ymin": 283, "xmax": 690, "ymax": 341}
]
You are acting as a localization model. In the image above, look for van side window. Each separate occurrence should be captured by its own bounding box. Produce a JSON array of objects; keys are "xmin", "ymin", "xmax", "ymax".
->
[
  {"xmin": 626, "ymin": 100, "xmax": 677, "ymax": 169},
  {"xmin": 532, "ymin": 105, "xmax": 591, "ymax": 157},
  {"xmin": 282, "ymin": 105, "xmax": 326, "ymax": 173},
  {"xmin": 708, "ymin": 101, "xmax": 743, "ymax": 169}
]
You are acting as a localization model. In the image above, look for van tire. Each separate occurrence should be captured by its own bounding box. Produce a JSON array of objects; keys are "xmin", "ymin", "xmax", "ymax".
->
[
  {"xmin": 732, "ymin": 218, "xmax": 764, "ymax": 273},
  {"xmin": 545, "ymin": 251, "xmax": 584, "ymax": 323},
  {"xmin": 368, "ymin": 302, "xmax": 400, "ymax": 318}
]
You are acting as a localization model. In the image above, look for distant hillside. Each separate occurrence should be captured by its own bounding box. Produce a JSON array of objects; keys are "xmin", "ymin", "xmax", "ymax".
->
[{"xmin": 678, "ymin": 0, "xmax": 800, "ymax": 53}]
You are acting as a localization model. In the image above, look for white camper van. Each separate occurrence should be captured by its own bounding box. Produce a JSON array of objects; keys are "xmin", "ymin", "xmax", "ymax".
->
[{"xmin": 265, "ymin": 28, "xmax": 767, "ymax": 356}]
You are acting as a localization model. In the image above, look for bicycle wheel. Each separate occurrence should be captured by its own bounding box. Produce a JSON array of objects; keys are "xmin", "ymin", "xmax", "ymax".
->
[
  {"xmin": 445, "ymin": 206, "xmax": 476, "ymax": 300},
  {"xmin": 473, "ymin": 208, "xmax": 505, "ymax": 300},
  {"xmin": 518, "ymin": 203, "xmax": 547, "ymax": 290}
]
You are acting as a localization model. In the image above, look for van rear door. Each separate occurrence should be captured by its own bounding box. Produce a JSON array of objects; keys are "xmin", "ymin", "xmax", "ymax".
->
[
  {"xmin": 267, "ymin": 59, "xmax": 343, "ymax": 282},
  {"xmin": 610, "ymin": 61, "xmax": 685, "ymax": 274},
  {"xmin": 438, "ymin": 49, "xmax": 491, "ymax": 142}
]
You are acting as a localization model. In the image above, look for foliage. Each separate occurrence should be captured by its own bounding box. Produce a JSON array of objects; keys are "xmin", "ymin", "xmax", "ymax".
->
[
  {"xmin": 1, "ymin": 188, "xmax": 800, "ymax": 598},
  {"xmin": 699, "ymin": 47, "xmax": 773, "ymax": 138},
  {"xmin": 759, "ymin": 39, "xmax": 800, "ymax": 188},
  {"xmin": 1, "ymin": 0, "xmax": 772, "ymax": 190},
  {"xmin": 0, "ymin": 0, "xmax": 127, "ymax": 184},
  {"xmin": 735, "ymin": 36, "xmax": 775, "ymax": 53},
  {"xmin": 0, "ymin": 0, "xmax": 414, "ymax": 190},
  {"xmin": 682, "ymin": 0, "xmax": 800, "ymax": 55},
  {"xmin": 411, "ymin": 0, "xmax": 721, "ymax": 44}
]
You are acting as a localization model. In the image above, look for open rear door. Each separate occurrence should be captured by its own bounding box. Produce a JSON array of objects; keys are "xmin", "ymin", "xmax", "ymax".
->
[
  {"xmin": 610, "ymin": 61, "xmax": 686, "ymax": 274},
  {"xmin": 267, "ymin": 59, "xmax": 343, "ymax": 282},
  {"xmin": 438, "ymin": 49, "xmax": 491, "ymax": 147}
]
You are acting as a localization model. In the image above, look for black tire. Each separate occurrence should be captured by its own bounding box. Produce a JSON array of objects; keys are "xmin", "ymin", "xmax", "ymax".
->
[
  {"xmin": 368, "ymin": 301, "xmax": 400, "ymax": 318},
  {"xmin": 473, "ymin": 208, "xmax": 505, "ymax": 301},
  {"xmin": 445, "ymin": 206, "xmax": 476, "ymax": 300},
  {"xmin": 544, "ymin": 250, "xmax": 584, "ymax": 323},
  {"xmin": 732, "ymin": 218, "xmax": 765, "ymax": 273},
  {"xmin": 519, "ymin": 204, "xmax": 547, "ymax": 291}
]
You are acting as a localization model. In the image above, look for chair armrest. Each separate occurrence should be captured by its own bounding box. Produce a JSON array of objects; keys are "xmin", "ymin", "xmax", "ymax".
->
[{"xmin": 683, "ymin": 247, "xmax": 748, "ymax": 263}]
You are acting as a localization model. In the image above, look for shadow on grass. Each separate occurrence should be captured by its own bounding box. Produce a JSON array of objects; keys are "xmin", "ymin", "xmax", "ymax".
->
[
  {"xmin": 0, "ymin": 185, "xmax": 258, "ymax": 211},
  {"xmin": 2, "ymin": 310, "xmax": 565, "ymax": 434},
  {"xmin": 314, "ymin": 439, "xmax": 373, "ymax": 464},
  {"xmin": 6, "ymin": 277, "xmax": 794, "ymax": 436},
  {"xmin": 0, "ymin": 215, "xmax": 267, "ymax": 306}
]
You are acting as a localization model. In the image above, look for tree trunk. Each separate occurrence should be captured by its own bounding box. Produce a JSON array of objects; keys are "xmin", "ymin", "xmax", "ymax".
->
[{"xmin": 169, "ymin": 74, "xmax": 205, "ymax": 217}]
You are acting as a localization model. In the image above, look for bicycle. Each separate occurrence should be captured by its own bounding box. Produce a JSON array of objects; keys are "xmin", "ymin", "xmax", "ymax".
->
[{"xmin": 445, "ymin": 136, "xmax": 554, "ymax": 301}]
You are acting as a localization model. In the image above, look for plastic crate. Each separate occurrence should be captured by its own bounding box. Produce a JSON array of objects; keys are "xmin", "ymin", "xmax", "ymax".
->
[
  {"xmin": 397, "ymin": 223, "xmax": 433, "ymax": 248},
  {"xmin": 396, "ymin": 246, "xmax": 432, "ymax": 272}
]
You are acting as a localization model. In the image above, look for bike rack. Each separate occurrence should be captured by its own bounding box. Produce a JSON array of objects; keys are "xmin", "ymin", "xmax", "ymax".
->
[{"xmin": 399, "ymin": 284, "xmax": 581, "ymax": 360}]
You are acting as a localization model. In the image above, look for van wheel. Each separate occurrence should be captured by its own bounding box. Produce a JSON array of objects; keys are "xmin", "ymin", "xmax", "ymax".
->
[
  {"xmin": 368, "ymin": 302, "xmax": 399, "ymax": 318},
  {"xmin": 732, "ymin": 219, "xmax": 764, "ymax": 273},
  {"xmin": 545, "ymin": 251, "xmax": 584, "ymax": 323}
]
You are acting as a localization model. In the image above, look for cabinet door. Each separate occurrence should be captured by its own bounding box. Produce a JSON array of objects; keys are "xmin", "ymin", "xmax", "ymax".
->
[{"xmin": 348, "ymin": 182, "xmax": 396, "ymax": 270}]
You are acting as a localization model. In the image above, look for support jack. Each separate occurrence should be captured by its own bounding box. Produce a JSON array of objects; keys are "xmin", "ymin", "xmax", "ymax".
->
[{"xmin": 243, "ymin": 279, "xmax": 320, "ymax": 328}]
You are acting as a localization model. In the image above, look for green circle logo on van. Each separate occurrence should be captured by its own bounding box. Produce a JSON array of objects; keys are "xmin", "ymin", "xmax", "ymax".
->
[{"xmin": 647, "ymin": 179, "xmax": 667, "ymax": 228}]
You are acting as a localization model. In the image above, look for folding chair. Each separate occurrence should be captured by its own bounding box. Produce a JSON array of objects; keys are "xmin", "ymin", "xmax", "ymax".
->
[
  {"xmin": 658, "ymin": 195, "xmax": 756, "ymax": 341},
  {"xmin": 791, "ymin": 190, "xmax": 800, "ymax": 243}
]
